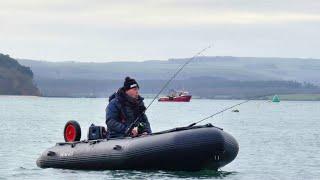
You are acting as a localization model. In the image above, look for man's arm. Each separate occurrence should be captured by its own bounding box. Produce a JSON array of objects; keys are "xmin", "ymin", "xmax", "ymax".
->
[{"xmin": 106, "ymin": 100, "xmax": 127, "ymax": 134}]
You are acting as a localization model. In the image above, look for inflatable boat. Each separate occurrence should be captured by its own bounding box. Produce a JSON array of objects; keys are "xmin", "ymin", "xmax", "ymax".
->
[{"xmin": 37, "ymin": 123, "xmax": 238, "ymax": 171}]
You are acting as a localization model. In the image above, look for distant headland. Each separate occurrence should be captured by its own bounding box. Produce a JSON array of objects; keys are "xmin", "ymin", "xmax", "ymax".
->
[{"xmin": 0, "ymin": 53, "xmax": 40, "ymax": 96}]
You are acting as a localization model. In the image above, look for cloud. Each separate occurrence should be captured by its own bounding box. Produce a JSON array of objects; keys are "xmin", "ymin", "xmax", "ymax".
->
[
  {"xmin": 0, "ymin": 0, "xmax": 320, "ymax": 61},
  {"xmin": 1, "ymin": 0, "xmax": 320, "ymax": 27}
]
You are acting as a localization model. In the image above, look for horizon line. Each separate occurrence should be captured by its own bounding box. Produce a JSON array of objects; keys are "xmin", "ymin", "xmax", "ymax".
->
[{"xmin": 12, "ymin": 55, "xmax": 320, "ymax": 63}]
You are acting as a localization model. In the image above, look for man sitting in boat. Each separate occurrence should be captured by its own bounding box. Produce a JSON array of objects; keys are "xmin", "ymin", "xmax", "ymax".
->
[{"xmin": 106, "ymin": 77, "xmax": 152, "ymax": 138}]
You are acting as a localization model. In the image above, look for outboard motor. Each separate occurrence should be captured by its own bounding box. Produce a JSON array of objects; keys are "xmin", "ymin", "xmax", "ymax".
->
[{"xmin": 87, "ymin": 124, "xmax": 108, "ymax": 140}]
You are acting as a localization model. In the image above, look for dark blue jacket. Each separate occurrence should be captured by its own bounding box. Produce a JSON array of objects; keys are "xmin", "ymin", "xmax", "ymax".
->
[{"xmin": 106, "ymin": 88, "xmax": 152, "ymax": 138}]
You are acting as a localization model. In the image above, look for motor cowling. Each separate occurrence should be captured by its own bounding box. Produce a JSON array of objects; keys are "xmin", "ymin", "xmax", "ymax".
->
[{"xmin": 87, "ymin": 124, "xmax": 108, "ymax": 140}]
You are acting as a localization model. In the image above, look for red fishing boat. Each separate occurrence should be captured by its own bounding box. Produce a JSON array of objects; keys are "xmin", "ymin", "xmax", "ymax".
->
[{"xmin": 158, "ymin": 90, "xmax": 192, "ymax": 102}]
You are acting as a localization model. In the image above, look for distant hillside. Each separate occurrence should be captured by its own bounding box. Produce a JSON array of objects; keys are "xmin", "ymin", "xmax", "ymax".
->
[
  {"xmin": 0, "ymin": 54, "xmax": 40, "ymax": 96},
  {"xmin": 34, "ymin": 77, "xmax": 320, "ymax": 99},
  {"xmin": 16, "ymin": 56, "xmax": 320, "ymax": 99},
  {"xmin": 19, "ymin": 56, "xmax": 320, "ymax": 84}
]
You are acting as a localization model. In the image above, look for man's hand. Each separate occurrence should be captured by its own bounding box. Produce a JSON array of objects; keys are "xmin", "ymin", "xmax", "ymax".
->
[{"xmin": 131, "ymin": 127, "xmax": 138, "ymax": 137}]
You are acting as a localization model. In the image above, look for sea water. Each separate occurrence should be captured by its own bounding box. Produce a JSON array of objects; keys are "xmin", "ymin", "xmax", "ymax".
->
[{"xmin": 0, "ymin": 96, "xmax": 319, "ymax": 180}]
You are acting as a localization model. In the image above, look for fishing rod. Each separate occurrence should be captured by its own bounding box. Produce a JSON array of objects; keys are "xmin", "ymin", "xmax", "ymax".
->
[
  {"xmin": 188, "ymin": 94, "xmax": 273, "ymax": 127},
  {"xmin": 125, "ymin": 45, "xmax": 213, "ymax": 136},
  {"xmin": 188, "ymin": 99, "xmax": 250, "ymax": 127}
]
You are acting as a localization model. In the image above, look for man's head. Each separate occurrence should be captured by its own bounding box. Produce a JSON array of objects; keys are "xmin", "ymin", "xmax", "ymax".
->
[{"xmin": 123, "ymin": 77, "xmax": 140, "ymax": 99}]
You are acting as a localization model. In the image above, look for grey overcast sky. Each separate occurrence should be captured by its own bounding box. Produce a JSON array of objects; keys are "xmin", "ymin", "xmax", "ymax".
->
[{"xmin": 1, "ymin": 0, "xmax": 320, "ymax": 62}]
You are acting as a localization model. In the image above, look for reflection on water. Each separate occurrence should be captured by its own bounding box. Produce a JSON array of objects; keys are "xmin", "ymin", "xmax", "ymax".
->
[
  {"xmin": 69, "ymin": 169, "xmax": 237, "ymax": 180},
  {"xmin": 157, "ymin": 170, "xmax": 237, "ymax": 179},
  {"xmin": 13, "ymin": 167, "xmax": 237, "ymax": 180}
]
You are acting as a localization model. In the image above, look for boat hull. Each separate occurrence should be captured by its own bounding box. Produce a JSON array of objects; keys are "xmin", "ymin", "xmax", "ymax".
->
[
  {"xmin": 158, "ymin": 95, "xmax": 192, "ymax": 102},
  {"xmin": 37, "ymin": 125, "xmax": 239, "ymax": 171}
]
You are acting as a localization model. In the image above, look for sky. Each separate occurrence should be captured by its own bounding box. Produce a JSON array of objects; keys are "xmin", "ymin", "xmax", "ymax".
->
[{"xmin": 1, "ymin": 0, "xmax": 320, "ymax": 62}]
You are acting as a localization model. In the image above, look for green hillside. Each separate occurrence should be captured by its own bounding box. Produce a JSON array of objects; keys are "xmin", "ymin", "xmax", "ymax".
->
[{"xmin": 0, "ymin": 54, "xmax": 40, "ymax": 95}]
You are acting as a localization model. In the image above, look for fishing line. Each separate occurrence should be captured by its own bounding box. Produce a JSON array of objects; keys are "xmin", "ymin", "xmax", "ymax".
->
[
  {"xmin": 187, "ymin": 94, "xmax": 273, "ymax": 127},
  {"xmin": 125, "ymin": 45, "xmax": 213, "ymax": 135},
  {"xmin": 188, "ymin": 99, "xmax": 250, "ymax": 127},
  {"xmin": 145, "ymin": 45, "xmax": 212, "ymax": 110}
]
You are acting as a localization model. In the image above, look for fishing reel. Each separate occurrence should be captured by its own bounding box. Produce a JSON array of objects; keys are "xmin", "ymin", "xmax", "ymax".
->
[{"xmin": 137, "ymin": 122, "xmax": 147, "ymax": 134}]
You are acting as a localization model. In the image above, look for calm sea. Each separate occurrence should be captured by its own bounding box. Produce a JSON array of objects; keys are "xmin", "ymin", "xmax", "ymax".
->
[{"xmin": 0, "ymin": 96, "xmax": 319, "ymax": 179}]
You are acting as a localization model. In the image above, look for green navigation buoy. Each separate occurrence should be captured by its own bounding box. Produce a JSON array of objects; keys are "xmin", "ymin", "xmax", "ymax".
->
[{"xmin": 272, "ymin": 95, "xmax": 280, "ymax": 102}]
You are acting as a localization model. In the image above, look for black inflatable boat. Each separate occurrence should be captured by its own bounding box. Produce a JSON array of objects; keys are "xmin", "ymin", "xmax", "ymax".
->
[{"xmin": 37, "ymin": 124, "xmax": 238, "ymax": 171}]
